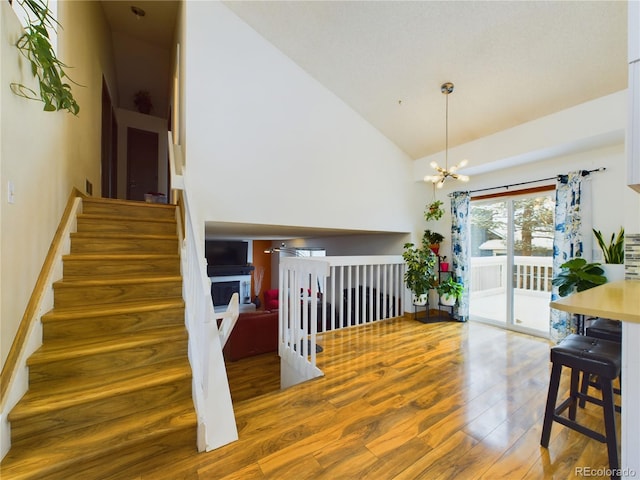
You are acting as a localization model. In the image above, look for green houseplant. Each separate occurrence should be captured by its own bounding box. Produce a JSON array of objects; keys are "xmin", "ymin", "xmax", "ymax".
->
[
  {"xmin": 10, "ymin": 0, "xmax": 80, "ymax": 114},
  {"xmin": 424, "ymin": 229, "xmax": 445, "ymax": 255},
  {"xmin": 552, "ymin": 258, "xmax": 606, "ymax": 297},
  {"xmin": 403, "ymin": 233, "xmax": 438, "ymax": 305},
  {"xmin": 436, "ymin": 276, "xmax": 464, "ymax": 306},
  {"xmin": 593, "ymin": 227, "xmax": 624, "ymax": 264}
]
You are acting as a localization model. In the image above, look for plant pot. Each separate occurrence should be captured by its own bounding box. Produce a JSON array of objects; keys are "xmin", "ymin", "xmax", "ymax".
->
[
  {"xmin": 429, "ymin": 245, "xmax": 440, "ymax": 255},
  {"xmin": 601, "ymin": 264, "xmax": 624, "ymax": 282},
  {"xmin": 440, "ymin": 262, "xmax": 449, "ymax": 272},
  {"xmin": 439, "ymin": 294, "xmax": 456, "ymax": 306},
  {"xmin": 413, "ymin": 293, "xmax": 428, "ymax": 306}
]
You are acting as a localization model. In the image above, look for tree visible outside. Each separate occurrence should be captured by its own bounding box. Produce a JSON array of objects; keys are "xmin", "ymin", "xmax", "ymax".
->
[{"xmin": 471, "ymin": 194, "xmax": 554, "ymax": 257}]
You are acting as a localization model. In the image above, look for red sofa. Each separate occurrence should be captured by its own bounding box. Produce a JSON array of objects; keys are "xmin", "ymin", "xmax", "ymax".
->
[{"xmin": 223, "ymin": 310, "xmax": 278, "ymax": 361}]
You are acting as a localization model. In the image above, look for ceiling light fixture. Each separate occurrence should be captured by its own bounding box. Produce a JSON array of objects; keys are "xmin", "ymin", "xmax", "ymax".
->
[
  {"xmin": 130, "ymin": 5, "xmax": 146, "ymax": 20},
  {"xmin": 423, "ymin": 82, "xmax": 470, "ymax": 189}
]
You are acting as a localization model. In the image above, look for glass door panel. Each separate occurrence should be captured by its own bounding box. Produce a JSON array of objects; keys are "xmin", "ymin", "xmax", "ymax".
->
[
  {"xmin": 511, "ymin": 195, "xmax": 554, "ymax": 334},
  {"xmin": 469, "ymin": 192, "xmax": 554, "ymax": 337},
  {"xmin": 469, "ymin": 200, "xmax": 508, "ymax": 327}
]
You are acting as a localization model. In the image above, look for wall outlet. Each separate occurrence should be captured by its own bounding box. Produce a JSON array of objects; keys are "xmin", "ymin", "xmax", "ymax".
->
[
  {"xmin": 85, "ymin": 179, "xmax": 93, "ymax": 196},
  {"xmin": 7, "ymin": 181, "xmax": 15, "ymax": 204}
]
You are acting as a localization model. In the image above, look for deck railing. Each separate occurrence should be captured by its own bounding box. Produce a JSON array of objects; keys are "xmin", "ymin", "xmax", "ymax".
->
[
  {"xmin": 279, "ymin": 255, "xmax": 404, "ymax": 388},
  {"xmin": 470, "ymin": 255, "xmax": 553, "ymax": 295}
]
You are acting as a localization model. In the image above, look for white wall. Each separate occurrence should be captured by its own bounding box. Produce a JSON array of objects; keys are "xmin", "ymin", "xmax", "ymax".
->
[
  {"xmin": 182, "ymin": 1, "xmax": 414, "ymax": 236},
  {"xmin": 1, "ymin": 1, "xmax": 116, "ymax": 367}
]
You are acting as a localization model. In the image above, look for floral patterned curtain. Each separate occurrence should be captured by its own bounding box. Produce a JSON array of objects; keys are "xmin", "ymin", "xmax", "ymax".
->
[
  {"xmin": 550, "ymin": 171, "xmax": 586, "ymax": 342},
  {"xmin": 450, "ymin": 191, "xmax": 471, "ymax": 322}
]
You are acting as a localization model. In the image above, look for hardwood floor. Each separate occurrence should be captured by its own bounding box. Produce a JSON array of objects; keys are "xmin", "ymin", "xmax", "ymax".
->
[{"xmin": 138, "ymin": 318, "xmax": 619, "ymax": 480}]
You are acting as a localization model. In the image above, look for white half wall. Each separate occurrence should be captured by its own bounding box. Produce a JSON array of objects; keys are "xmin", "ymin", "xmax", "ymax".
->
[{"xmin": 183, "ymin": 1, "xmax": 414, "ymax": 235}]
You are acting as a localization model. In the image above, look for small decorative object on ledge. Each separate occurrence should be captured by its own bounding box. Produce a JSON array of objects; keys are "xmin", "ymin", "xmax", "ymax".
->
[
  {"xmin": 144, "ymin": 192, "xmax": 166, "ymax": 203},
  {"xmin": 134, "ymin": 90, "xmax": 153, "ymax": 114}
]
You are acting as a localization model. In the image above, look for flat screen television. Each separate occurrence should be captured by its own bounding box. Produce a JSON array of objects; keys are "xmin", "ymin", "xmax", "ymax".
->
[{"xmin": 205, "ymin": 240, "xmax": 248, "ymax": 266}]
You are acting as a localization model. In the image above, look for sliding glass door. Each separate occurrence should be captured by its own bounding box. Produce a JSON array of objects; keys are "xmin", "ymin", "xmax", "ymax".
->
[{"xmin": 469, "ymin": 190, "xmax": 554, "ymax": 337}]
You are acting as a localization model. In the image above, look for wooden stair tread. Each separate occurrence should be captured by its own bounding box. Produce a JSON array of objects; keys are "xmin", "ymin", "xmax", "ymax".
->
[
  {"xmin": 9, "ymin": 363, "xmax": 191, "ymax": 421},
  {"xmin": 1, "ymin": 402, "xmax": 196, "ymax": 478},
  {"xmin": 83, "ymin": 197, "xmax": 175, "ymax": 210},
  {"xmin": 77, "ymin": 213, "xmax": 177, "ymax": 224},
  {"xmin": 63, "ymin": 253, "xmax": 180, "ymax": 261},
  {"xmin": 42, "ymin": 297, "xmax": 185, "ymax": 321},
  {"xmin": 53, "ymin": 274, "xmax": 182, "ymax": 288},
  {"xmin": 71, "ymin": 231, "xmax": 178, "ymax": 240},
  {"xmin": 28, "ymin": 326, "xmax": 187, "ymax": 365}
]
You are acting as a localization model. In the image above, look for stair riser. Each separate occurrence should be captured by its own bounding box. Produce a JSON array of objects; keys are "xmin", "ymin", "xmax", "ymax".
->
[
  {"xmin": 82, "ymin": 202, "xmax": 175, "ymax": 220},
  {"xmin": 28, "ymin": 340, "xmax": 188, "ymax": 384},
  {"xmin": 43, "ymin": 307, "xmax": 185, "ymax": 341},
  {"xmin": 63, "ymin": 257, "xmax": 180, "ymax": 278},
  {"xmin": 77, "ymin": 217, "xmax": 177, "ymax": 236},
  {"xmin": 70, "ymin": 236, "xmax": 178, "ymax": 254},
  {"xmin": 10, "ymin": 380, "xmax": 192, "ymax": 443},
  {"xmin": 54, "ymin": 280, "xmax": 182, "ymax": 308}
]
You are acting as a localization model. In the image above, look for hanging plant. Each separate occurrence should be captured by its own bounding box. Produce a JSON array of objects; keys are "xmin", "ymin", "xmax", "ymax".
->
[
  {"xmin": 424, "ymin": 200, "xmax": 445, "ymax": 222},
  {"xmin": 10, "ymin": 0, "xmax": 80, "ymax": 115}
]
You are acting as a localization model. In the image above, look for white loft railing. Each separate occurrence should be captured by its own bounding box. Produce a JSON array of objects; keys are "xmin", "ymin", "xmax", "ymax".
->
[
  {"xmin": 470, "ymin": 255, "xmax": 553, "ymax": 296},
  {"xmin": 279, "ymin": 255, "xmax": 404, "ymax": 389},
  {"xmin": 169, "ymin": 132, "xmax": 238, "ymax": 452}
]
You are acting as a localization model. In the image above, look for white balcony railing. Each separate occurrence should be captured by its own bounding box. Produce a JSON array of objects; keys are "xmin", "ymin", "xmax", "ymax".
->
[
  {"xmin": 279, "ymin": 255, "xmax": 404, "ymax": 389},
  {"xmin": 470, "ymin": 255, "xmax": 553, "ymax": 295}
]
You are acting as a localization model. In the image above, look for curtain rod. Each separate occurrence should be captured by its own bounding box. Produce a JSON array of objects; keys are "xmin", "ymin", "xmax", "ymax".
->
[{"xmin": 464, "ymin": 167, "xmax": 606, "ymax": 195}]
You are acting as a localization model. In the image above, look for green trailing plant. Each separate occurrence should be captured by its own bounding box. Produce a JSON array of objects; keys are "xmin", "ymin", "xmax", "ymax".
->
[
  {"xmin": 402, "ymin": 234, "xmax": 438, "ymax": 297},
  {"xmin": 436, "ymin": 276, "xmax": 464, "ymax": 301},
  {"xmin": 10, "ymin": 0, "xmax": 80, "ymax": 115},
  {"xmin": 593, "ymin": 227, "xmax": 624, "ymax": 264},
  {"xmin": 424, "ymin": 200, "xmax": 445, "ymax": 222},
  {"xmin": 551, "ymin": 258, "xmax": 606, "ymax": 297}
]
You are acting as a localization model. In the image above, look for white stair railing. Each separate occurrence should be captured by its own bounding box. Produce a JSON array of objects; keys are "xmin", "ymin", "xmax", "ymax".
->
[{"xmin": 169, "ymin": 132, "xmax": 238, "ymax": 452}]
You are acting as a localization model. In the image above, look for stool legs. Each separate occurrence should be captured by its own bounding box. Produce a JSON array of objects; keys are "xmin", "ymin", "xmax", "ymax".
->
[
  {"xmin": 541, "ymin": 362, "xmax": 562, "ymax": 447},
  {"xmin": 600, "ymin": 377, "xmax": 620, "ymax": 473},
  {"xmin": 541, "ymin": 365, "xmax": 620, "ymax": 478}
]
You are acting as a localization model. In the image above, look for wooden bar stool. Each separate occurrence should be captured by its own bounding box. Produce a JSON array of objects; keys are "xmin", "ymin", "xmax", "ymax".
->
[
  {"xmin": 586, "ymin": 318, "xmax": 622, "ymax": 343},
  {"xmin": 580, "ymin": 318, "xmax": 622, "ymax": 407},
  {"xmin": 541, "ymin": 334, "xmax": 621, "ymax": 479}
]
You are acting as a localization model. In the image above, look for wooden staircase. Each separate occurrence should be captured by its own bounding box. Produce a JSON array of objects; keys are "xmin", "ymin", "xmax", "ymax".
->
[{"xmin": 0, "ymin": 198, "xmax": 197, "ymax": 479}]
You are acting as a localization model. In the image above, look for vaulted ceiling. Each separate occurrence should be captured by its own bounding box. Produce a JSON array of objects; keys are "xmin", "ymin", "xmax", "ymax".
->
[
  {"xmin": 101, "ymin": 0, "xmax": 627, "ymax": 160},
  {"xmin": 100, "ymin": 1, "xmax": 628, "ymax": 238}
]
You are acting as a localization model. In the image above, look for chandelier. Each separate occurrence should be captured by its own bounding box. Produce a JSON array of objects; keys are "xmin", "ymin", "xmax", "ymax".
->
[{"xmin": 423, "ymin": 82, "xmax": 470, "ymax": 188}]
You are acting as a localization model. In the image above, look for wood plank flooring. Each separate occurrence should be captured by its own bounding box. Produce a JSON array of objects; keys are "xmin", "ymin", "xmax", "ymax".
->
[{"xmin": 137, "ymin": 318, "xmax": 619, "ymax": 479}]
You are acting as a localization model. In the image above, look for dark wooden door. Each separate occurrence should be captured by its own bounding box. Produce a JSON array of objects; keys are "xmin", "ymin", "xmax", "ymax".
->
[{"xmin": 126, "ymin": 127, "xmax": 159, "ymax": 201}]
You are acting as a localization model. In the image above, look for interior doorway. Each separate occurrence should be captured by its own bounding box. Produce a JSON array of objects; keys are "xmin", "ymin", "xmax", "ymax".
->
[
  {"xmin": 126, "ymin": 127, "xmax": 159, "ymax": 201},
  {"xmin": 100, "ymin": 79, "xmax": 117, "ymax": 198}
]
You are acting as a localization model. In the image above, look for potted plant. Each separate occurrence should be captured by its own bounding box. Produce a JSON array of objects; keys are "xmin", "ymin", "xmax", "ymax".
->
[
  {"xmin": 402, "ymin": 235, "xmax": 438, "ymax": 305},
  {"xmin": 439, "ymin": 255, "xmax": 449, "ymax": 272},
  {"xmin": 436, "ymin": 276, "xmax": 464, "ymax": 306},
  {"xmin": 134, "ymin": 90, "xmax": 153, "ymax": 114},
  {"xmin": 424, "ymin": 230, "xmax": 445, "ymax": 255},
  {"xmin": 593, "ymin": 227, "xmax": 624, "ymax": 282},
  {"xmin": 552, "ymin": 258, "xmax": 607, "ymax": 297},
  {"xmin": 424, "ymin": 200, "xmax": 445, "ymax": 222}
]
